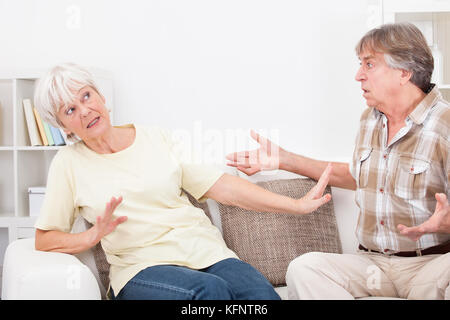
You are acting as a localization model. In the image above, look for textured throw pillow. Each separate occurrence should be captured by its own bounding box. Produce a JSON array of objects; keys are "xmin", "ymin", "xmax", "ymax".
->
[
  {"xmin": 83, "ymin": 219, "xmax": 111, "ymax": 291},
  {"xmin": 218, "ymin": 178, "xmax": 342, "ymax": 287},
  {"xmin": 185, "ymin": 190, "xmax": 213, "ymax": 221}
]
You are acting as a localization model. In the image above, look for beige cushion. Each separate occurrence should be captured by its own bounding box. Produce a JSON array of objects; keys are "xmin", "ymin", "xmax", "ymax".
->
[{"xmin": 218, "ymin": 178, "xmax": 342, "ymax": 286}]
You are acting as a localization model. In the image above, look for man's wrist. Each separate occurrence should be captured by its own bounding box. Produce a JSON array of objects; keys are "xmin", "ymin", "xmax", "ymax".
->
[
  {"xmin": 278, "ymin": 148, "xmax": 290, "ymax": 171},
  {"xmin": 279, "ymin": 149, "xmax": 298, "ymax": 173}
]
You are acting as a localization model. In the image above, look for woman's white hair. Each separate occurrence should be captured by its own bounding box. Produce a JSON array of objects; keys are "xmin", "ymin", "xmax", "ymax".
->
[{"xmin": 33, "ymin": 63, "xmax": 101, "ymax": 141}]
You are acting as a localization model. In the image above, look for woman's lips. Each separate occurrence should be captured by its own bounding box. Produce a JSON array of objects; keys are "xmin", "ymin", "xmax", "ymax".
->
[{"xmin": 87, "ymin": 117, "xmax": 100, "ymax": 128}]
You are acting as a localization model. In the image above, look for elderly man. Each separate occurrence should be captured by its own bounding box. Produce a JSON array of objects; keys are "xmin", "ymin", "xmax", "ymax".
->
[{"xmin": 226, "ymin": 23, "xmax": 449, "ymax": 299}]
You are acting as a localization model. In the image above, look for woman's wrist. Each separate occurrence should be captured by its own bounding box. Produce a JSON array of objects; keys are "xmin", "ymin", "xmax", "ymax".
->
[{"xmin": 84, "ymin": 226, "xmax": 100, "ymax": 250}]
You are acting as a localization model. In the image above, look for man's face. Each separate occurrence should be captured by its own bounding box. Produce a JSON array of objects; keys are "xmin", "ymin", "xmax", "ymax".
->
[{"xmin": 355, "ymin": 50, "xmax": 403, "ymax": 110}]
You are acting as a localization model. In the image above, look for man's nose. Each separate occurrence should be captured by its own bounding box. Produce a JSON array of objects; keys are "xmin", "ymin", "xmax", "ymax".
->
[{"xmin": 355, "ymin": 66, "xmax": 366, "ymax": 82}]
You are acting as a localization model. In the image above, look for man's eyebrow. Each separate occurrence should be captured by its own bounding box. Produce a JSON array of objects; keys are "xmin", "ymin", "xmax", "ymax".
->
[{"xmin": 359, "ymin": 55, "xmax": 375, "ymax": 61}]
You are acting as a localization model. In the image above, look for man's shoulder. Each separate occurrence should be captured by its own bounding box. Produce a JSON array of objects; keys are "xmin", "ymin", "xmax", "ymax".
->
[
  {"xmin": 427, "ymin": 101, "xmax": 450, "ymax": 139},
  {"xmin": 359, "ymin": 107, "xmax": 376, "ymax": 122}
]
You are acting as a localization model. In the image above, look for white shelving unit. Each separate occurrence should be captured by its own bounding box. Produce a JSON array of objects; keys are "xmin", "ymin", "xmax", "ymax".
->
[
  {"xmin": 0, "ymin": 68, "xmax": 113, "ymax": 243},
  {"xmin": 383, "ymin": 0, "xmax": 450, "ymax": 101}
]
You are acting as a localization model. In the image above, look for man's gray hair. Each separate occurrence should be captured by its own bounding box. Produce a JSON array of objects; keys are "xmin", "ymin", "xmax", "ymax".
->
[{"xmin": 355, "ymin": 22, "xmax": 434, "ymax": 92}]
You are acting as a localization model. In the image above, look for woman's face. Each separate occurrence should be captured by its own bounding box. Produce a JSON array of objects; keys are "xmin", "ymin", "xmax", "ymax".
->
[{"xmin": 56, "ymin": 85, "xmax": 112, "ymax": 141}]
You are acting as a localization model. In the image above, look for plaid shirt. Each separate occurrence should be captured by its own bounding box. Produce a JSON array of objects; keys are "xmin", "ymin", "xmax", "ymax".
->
[{"xmin": 350, "ymin": 85, "xmax": 450, "ymax": 253}]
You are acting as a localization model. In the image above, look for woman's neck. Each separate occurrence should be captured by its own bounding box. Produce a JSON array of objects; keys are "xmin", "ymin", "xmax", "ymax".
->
[{"xmin": 84, "ymin": 126, "xmax": 135, "ymax": 154}]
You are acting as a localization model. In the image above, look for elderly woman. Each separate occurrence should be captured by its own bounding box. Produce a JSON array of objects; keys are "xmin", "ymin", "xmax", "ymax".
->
[{"xmin": 34, "ymin": 63, "xmax": 332, "ymax": 300}]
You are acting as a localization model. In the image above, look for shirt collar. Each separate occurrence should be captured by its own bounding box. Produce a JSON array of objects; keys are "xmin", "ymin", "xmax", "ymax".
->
[
  {"xmin": 371, "ymin": 83, "xmax": 441, "ymax": 125},
  {"xmin": 408, "ymin": 84, "xmax": 441, "ymax": 125}
]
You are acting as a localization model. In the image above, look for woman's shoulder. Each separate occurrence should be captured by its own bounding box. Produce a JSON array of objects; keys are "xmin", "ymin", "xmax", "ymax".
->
[
  {"xmin": 135, "ymin": 124, "xmax": 173, "ymax": 144},
  {"xmin": 135, "ymin": 123, "xmax": 167, "ymax": 133},
  {"xmin": 51, "ymin": 140, "xmax": 90, "ymax": 165}
]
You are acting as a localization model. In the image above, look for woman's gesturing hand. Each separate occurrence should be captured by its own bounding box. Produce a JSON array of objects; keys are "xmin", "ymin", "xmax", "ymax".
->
[
  {"xmin": 88, "ymin": 196, "xmax": 128, "ymax": 246},
  {"xmin": 296, "ymin": 163, "xmax": 332, "ymax": 214}
]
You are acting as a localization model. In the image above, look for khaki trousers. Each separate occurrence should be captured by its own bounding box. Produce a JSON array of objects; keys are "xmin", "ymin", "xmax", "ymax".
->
[{"xmin": 285, "ymin": 251, "xmax": 450, "ymax": 300}]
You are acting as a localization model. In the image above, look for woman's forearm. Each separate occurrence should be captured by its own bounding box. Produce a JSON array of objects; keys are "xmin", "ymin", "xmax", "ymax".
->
[
  {"xmin": 35, "ymin": 197, "xmax": 126, "ymax": 255},
  {"xmin": 280, "ymin": 150, "xmax": 356, "ymax": 190},
  {"xmin": 35, "ymin": 228, "xmax": 97, "ymax": 254},
  {"xmin": 206, "ymin": 174, "xmax": 301, "ymax": 214}
]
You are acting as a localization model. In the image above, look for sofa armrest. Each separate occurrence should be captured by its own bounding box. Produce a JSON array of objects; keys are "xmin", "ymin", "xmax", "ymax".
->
[{"xmin": 1, "ymin": 238, "xmax": 101, "ymax": 300}]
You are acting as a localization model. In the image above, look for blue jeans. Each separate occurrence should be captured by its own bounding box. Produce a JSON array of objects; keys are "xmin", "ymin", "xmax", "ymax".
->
[{"xmin": 112, "ymin": 258, "xmax": 281, "ymax": 300}]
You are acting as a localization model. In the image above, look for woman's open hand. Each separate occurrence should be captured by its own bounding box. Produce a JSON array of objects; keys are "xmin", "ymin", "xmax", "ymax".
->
[
  {"xmin": 296, "ymin": 163, "xmax": 332, "ymax": 214},
  {"xmin": 88, "ymin": 196, "xmax": 128, "ymax": 246}
]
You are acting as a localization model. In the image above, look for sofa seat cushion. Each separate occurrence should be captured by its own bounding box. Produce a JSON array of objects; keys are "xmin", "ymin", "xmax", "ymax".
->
[{"xmin": 218, "ymin": 178, "xmax": 342, "ymax": 287}]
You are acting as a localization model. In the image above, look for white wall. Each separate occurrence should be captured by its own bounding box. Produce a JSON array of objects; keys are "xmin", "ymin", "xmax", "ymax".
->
[
  {"xmin": 0, "ymin": 0, "xmax": 380, "ymax": 275},
  {"xmin": 0, "ymin": 0, "xmax": 376, "ymax": 162}
]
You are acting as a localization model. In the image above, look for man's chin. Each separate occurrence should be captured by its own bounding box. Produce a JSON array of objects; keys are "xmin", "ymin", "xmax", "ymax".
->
[{"xmin": 364, "ymin": 99, "xmax": 377, "ymax": 108}]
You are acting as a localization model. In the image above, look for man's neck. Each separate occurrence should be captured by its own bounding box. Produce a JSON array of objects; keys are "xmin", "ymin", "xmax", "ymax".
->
[{"xmin": 381, "ymin": 84, "xmax": 426, "ymax": 126}]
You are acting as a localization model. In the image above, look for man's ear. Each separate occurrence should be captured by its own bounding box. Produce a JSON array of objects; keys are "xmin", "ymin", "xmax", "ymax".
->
[{"xmin": 400, "ymin": 69, "xmax": 413, "ymax": 85}]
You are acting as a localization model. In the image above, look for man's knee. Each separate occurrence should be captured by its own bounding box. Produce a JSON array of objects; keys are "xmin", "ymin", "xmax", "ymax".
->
[{"xmin": 286, "ymin": 252, "xmax": 327, "ymax": 281}]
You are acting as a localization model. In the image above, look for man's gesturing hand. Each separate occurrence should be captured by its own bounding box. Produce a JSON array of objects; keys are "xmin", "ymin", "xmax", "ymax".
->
[
  {"xmin": 226, "ymin": 129, "xmax": 282, "ymax": 176},
  {"xmin": 397, "ymin": 193, "xmax": 450, "ymax": 241},
  {"xmin": 88, "ymin": 196, "xmax": 128, "ymax": 247}
]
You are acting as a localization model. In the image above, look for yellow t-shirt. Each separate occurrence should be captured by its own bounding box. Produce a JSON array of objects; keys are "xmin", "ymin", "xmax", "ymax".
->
[{"xmin": 35, "ymin": 124, "xmax": 238, "ymax": 295}]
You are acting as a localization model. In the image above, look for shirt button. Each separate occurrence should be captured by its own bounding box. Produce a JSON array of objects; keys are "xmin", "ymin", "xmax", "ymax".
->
[
  {"xmin": 380, "ymin": 220, "xmax": 385, "ymax": 225},
  {"xmin": 384, "ymin": 249, "xmax": 389, "ymax": 253},
  {"xmin": 410, "ymin": 167, "xmax": 414, "ymax": 172},
  {"xmin": 379, "ymin": 188, "xmax": 384, "ymax": 193},
  {"xmin": 383, "ymin": 154, "xmax": 387, "ymax": 159}
]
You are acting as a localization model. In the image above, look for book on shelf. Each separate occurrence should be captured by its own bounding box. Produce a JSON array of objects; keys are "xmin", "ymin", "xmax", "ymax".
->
[
  {"xmin": 23, "ymin": 98, "xmax": 68, "ymax": 147},
  {"xmin": 59, "ymin": 128, "xmax": 74, "ymax": 145},
  {"xmin": 22, "ymin": 99, "xmax": 43, "ymax": 146},
  {"xmin": 32, "ymin": 107, "xmax": 49, "ymax": 146},
  {"xmin": 49, "ymin": 125, "xmax": 66, "ymax": 146},
  {"xmin": 31, "ymin": 107, "xmax": 68, "ymax": 147},
  {"xmin": 43, "ymin": 121, "xmax": 55, "ymax": 146}
]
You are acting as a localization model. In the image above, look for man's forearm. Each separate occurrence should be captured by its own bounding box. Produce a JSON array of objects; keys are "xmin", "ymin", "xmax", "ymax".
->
[{"xmin": 280, "ymin": 150, "xmax": 356, "ymax": 190}]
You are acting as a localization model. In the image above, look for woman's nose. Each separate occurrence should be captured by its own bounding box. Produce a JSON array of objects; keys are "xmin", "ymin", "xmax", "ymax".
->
[{"xmin": 79, "ymin": 105, "xmax": 91, "ymax": 117}]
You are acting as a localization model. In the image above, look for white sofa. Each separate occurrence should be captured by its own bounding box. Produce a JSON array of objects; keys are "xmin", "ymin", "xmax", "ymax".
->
[{"xmin": 1, "ymin": 169, "xmax": 360, "ymax": 300}]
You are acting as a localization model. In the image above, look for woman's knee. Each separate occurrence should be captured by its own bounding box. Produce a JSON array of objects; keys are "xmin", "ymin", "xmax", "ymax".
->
[{"xmin": 195, "ymin": 276, "xmax": 235, "ymax": 300}]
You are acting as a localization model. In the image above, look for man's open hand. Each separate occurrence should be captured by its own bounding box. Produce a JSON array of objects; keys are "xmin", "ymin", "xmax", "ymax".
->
[{"xmin": 397, "ymin": 193, "xmax": 450, "ymax": 241}]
